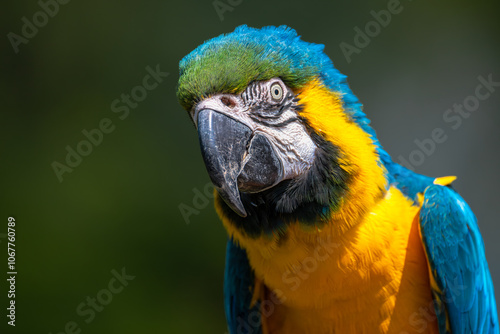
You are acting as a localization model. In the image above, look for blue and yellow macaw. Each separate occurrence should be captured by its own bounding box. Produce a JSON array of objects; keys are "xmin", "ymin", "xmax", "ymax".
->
[{"xmin": 177, "ymin": 25, "xmax": 498, "ymax": 333}]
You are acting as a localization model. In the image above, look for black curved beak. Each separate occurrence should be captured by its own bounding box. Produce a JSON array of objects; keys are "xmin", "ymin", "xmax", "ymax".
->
[
  {"xmin": 197, "ymin": 109, "xmax": 251, "ymax": 217},
  {"xmin": 197, "ymin": 109, "xmax": 283, "ymax": 218}
]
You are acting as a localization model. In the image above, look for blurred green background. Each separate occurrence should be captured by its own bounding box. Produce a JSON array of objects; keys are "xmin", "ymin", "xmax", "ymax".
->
[{"xmin": 1, "ymin": 0, "xmax": 499, "ymax": 332}]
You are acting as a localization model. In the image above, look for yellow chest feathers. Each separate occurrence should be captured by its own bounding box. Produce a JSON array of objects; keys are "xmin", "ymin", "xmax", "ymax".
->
[{"xmin": 234, "ymin": 187, "xmax": 439, "ymax": 334}]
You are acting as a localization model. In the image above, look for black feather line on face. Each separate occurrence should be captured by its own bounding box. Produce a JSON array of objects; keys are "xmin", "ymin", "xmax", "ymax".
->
[
  {"xmin": 245, "ymin": 89, "xmax": 298, "ymax": 128},
  {"xmin": 217, "ymin": 113, "xmax": 351, "ymax": 238}
]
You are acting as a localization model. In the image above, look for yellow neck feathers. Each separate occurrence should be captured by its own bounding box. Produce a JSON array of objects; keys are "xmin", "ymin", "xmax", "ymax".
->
[{"xmin": 297, "ymin": 79, "xmax": 388, "ymax": 232}]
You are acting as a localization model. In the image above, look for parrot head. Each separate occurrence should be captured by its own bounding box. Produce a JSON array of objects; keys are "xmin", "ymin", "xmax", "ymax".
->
[{"xmin": 177, "ymin": 25, "xmax": 388, "ymax": 237}]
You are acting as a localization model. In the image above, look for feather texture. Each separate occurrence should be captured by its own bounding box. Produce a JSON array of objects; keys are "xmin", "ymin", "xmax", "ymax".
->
[
  {"xmin": 177, "ymin": 25, "xmax": 499, "ymax": 334},
  {"xmin": 419, "ymin": 184, "xmax": 499, "ymax": 333}
]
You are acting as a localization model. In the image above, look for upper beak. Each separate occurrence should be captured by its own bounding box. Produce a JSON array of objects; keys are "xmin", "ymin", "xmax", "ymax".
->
[
  {"xmin": 197, "ymin": 109, "xmax": 251, "ymax": 217},
  {"xmin": 197, "ymin": 109, "xmax": 283, "ymax": 217}
]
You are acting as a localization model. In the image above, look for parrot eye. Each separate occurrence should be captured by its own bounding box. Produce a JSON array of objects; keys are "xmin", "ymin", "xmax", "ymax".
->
[{"xmin": 270, "ymin": 83, "xmax": 283, "ymax": 101}]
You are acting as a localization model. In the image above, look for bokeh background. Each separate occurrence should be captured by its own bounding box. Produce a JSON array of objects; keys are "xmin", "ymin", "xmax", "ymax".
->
[{"xmin": 1, "ymin": 0, "xmax": 499, "ymax": 332}]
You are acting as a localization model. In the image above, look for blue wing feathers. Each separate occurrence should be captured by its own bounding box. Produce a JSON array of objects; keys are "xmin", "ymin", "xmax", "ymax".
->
[
  {"xmin": 419, "ymin": 184, "xmax": 498, "ymax": 333},
  {"xmin": 224, "ymin": 239, "xmax": 263, "ymax": 334}
]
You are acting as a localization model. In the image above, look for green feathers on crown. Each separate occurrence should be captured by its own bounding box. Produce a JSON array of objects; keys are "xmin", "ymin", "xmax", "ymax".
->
[{"xmin": 176, "ymin": 26, "xmax": 319, "ymax": 112}]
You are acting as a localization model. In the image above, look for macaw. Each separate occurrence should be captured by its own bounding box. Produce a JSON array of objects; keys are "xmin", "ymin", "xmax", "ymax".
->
[{"xmin": 176, "ymin": 25, "xmax": 498, "ymax": 333}]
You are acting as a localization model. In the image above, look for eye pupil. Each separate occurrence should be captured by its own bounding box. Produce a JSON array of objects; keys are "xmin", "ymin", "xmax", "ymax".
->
[{"xmin": 270, "ymin": 83, "xmax": 283, "ymax": 101}]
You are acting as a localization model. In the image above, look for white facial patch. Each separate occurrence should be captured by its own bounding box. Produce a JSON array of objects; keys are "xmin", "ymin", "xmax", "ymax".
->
[{"xmin": 193, "ymin": 78, "xmax": 317, "ymax": 187}]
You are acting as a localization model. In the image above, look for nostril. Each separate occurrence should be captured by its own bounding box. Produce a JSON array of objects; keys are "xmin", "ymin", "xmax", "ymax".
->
[{"xmin": 221, "ymin": 96, "xmax": 236, "ymax": 108}]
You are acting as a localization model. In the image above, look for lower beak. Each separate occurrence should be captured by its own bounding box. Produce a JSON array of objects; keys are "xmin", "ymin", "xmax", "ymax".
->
[{"xmin": 197, "ymin": 109, "xmax": 282, "ymax": 217}]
